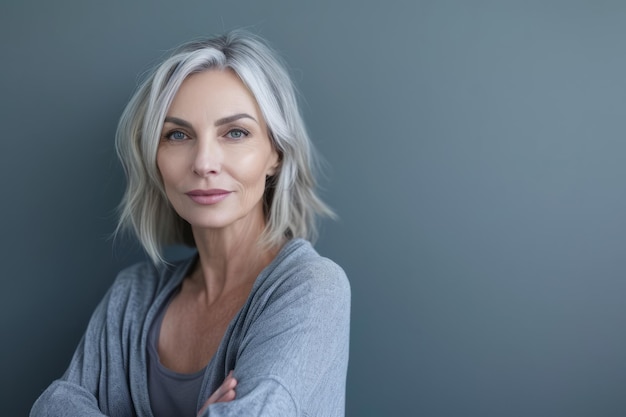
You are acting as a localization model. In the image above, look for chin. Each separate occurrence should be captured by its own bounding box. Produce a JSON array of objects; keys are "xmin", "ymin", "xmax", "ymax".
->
[{"xmin": 184, "ymin": 217, "xmax": 234, "ymax": 231}]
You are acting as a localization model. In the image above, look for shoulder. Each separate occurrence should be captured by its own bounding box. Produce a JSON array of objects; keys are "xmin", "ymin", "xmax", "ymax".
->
[
  {"xmin": 113, "ymin": 256, "xmax": 193, "ymax": 288},
  {"xmin": 104, "ymin": 256, "xmax": 194, "ymax": 314},
  {"xmin": 258, "ymin": 239, "xmax": 350, "ymax": 307}
]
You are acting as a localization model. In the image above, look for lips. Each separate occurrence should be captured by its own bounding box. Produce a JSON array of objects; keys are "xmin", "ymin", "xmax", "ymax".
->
[{"xmin": 186, "ymin": 189, "xmax": 232, "ymax": 205}]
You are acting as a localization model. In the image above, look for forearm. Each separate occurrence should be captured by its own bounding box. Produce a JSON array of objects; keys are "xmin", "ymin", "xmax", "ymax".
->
[
  {"xmin": 30, "ymin": 380, "xmax": 109, "ymax": 417},
  {"xmin": 198, "ymin": 376, "xmax": 297, "ymax": 416}
]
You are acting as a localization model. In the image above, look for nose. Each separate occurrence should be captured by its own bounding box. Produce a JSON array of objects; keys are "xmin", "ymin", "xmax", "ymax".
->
[{"xmin": 192, "ymin": 137, "xmax": 222, "ymax": 177}]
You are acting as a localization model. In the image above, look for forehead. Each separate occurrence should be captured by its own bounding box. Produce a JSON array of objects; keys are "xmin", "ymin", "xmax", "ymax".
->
[{"xmin": 167, "ymin": 69, "xmax": 262, "ymax": 119}]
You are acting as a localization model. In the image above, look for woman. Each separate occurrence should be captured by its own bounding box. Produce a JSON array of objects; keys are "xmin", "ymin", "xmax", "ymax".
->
[{"xmin": 31, "ymin": 31, "xmax": 350, "ymax": 416}]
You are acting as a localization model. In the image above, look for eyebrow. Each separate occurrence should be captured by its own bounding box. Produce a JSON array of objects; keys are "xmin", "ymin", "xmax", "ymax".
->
[
  {"xmin": 163, "ymin": 113, "xmax": 257, "ymax": 128},
  {"xmin": 214, "ymin": 113, "xmax": 257, "ymax": 126},
  {"xmin": 163, "ymin": 116, "xmax": 193, "ymax": 129}
]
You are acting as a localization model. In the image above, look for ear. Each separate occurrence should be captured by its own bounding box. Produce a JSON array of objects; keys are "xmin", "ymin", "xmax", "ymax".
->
[
  {"xmin": 267, "ymin": 162, "xmax": 279, "ymax": 176},
  {"xmin": 266, "ymin": 148, "xmax": 281, "ymax": 176}
]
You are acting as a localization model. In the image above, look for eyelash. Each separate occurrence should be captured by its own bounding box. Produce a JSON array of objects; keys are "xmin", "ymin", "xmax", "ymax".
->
[
  {"xmin": 162, "ymin": 128, "xmax": 250, "ymax": 142},
  {"xmin": 163, "ymin": 130, "xmax": 188, "ymax": 141},
  {"xmin": 225, "ymin": 128, "xmax": 250, "ymax": 140}
]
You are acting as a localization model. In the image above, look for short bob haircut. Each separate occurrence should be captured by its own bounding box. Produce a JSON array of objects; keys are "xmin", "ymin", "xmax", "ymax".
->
[{"xmin": 115, "ymin": 30, "xmax": 334, "ymax": 264}]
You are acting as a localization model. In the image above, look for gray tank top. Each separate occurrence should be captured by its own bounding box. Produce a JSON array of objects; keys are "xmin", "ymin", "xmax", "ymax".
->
[{"xmin": 147, "ymin": 288, "xmax": 207, "ymax": 417}]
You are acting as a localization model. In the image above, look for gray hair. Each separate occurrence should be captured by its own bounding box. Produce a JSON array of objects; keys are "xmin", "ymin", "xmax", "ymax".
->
[{"xmin": 115, "ymin": 30, "xmax": 334, "ymax": 264}]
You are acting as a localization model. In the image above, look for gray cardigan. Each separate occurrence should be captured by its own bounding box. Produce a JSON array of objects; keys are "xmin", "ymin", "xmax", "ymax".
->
[{"xmin": 31, "ymin": 239, "xmax": 350, "ymax": 416}]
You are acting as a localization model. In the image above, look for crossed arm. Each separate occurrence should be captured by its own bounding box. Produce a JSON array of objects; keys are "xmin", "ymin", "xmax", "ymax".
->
[
  {"xmin": 31, "ymin": 257, "xmax": 350, "ymax": 417},
  {"xmin": 198, "ymin": 371, "xmax": 237, "ymax": 415}
]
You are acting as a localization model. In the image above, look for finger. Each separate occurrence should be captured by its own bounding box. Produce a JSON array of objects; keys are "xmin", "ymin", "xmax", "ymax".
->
[
  {"xmin": 214, "ymin": 376, "xmax": 238, "ymax": 402},
  {"xmin": 197, "ymin": 372, "xmax": 238, "ymax": 415},
  {"xmin": 215, "ymin": 373, "xmax": 237, "ymax": 395},
  {"xmin": 198, "ymin": 385, "xmax": 237, "ymax": 416},
  {"xmin": 211, "ymin": 375, "xmax": 236, "ymax": 398},
  {"xmin": 214, "ymin": 387, "xmax": 236, "ymax": 403}
]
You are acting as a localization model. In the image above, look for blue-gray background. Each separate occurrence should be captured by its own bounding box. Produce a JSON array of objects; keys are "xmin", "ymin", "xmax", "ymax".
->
[{"xmin": 2, "ymin": 1, "xmax": 625, "ymax": 416}]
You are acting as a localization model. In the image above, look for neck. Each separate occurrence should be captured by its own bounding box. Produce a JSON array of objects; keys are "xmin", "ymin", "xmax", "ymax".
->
[{"xmin": 189, "ymin": 213, "xmax": 281, "ymax": 306}]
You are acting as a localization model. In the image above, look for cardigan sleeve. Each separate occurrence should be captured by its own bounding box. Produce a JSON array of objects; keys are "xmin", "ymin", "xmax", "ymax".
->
[
  {"xmin": 30, "ymin": 288, "xmax": 114, "ymax": 417},
  {"xmin": 200, "ymin": 257, "xmax": 351, "ymax": 417},
  {"xmin": 29, "ymin": 262, "xmax": 158, "ymax": 417}
]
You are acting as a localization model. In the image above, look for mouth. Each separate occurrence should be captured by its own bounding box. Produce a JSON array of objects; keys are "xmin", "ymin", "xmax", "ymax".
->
[{"xmin": 186, "ymin": 189, "xmax": 232, "ymax": 205}]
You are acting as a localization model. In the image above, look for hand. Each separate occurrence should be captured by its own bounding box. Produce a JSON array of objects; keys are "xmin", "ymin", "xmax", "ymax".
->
[{"xmin": 197, "ymin": 371, "xmax": 238, "ymax": 416}]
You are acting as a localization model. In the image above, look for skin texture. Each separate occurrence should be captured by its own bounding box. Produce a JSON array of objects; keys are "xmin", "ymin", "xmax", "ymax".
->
[
  {"xmin": 157, "ymin": 69, "xmax": 279, "ymax": 235},
  {"xmin": 156, "ymin": 69, "xmax": 281, "ymax": 411}
]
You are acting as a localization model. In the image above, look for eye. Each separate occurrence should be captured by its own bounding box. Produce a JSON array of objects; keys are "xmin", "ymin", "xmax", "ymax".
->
[
  {"xmin": 164, "ymin": 130, "xmax": 188, "ymax": 141},
  {"xmin": 225, "ymin": 128, "xmax": 249, "ymax": 140}
]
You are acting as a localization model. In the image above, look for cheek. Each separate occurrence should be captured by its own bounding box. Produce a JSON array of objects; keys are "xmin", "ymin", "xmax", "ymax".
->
[
  {"xmin": 156, "ymin": 154, "xmax": 169, "ymax": 188},
  {"xmin": 156, "ymin": 153, "xmax": 164, "ymax": 177},
  {"xmin": 157, "ymin": 149, "xmax": 182, "ymax": 186},
  {"xmin": 238, "ymin": 153, "xmax": 274, "ymax": 189}
]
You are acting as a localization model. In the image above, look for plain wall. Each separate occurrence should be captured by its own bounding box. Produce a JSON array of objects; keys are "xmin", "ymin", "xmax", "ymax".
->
[{"xmin": 2, "ymin": 1, "xmax": 625, "ymax": 416}]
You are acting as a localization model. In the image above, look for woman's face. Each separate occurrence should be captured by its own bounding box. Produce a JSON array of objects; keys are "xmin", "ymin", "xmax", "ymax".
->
[{"xmin": 157, "ymin": 69, "xmax": 279, "ymax": 233}]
